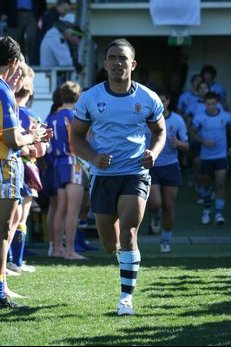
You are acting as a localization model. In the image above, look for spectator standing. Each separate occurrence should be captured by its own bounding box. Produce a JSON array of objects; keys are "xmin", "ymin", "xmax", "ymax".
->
[
  {"xmin": 0, "ymin": 36, "xmax": 48, "ymax": 309},
  {"xmin": 7, "ymin": 67, "xmax": 49, "ymax": 275},
  {"xmin": 38, "ymin": 86, "xmax": 62, "ymax": 257},
  {"xmin": 40, "ymin": 20, "xmax": 83, "ymax": 85},
  {"xmin": 31, "ymin": 0, "xmax": 72, "ymax": 65},
  {"xmin": 48, "ymin": 81, "xmax": 86, "ymax": 260}
]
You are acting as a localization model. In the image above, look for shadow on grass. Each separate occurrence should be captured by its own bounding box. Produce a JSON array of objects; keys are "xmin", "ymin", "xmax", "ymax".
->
[
  {"xmin": 25, "ymin": 254, "xmax": 231, "ymax": 271},
  {"xmin": 52, "ymin": 320, "xmax": 231, "ymax": 346},
  {"xmin": 142, "ymin": 274, "xmax": 231, "ymax": 299},
  {"xmin": 0, "ymin": 303, "xmax": 70, "ymax": 322},
  {"xmin": 180, "ymin": 300, "xmax": 231, "ymax": 317}
]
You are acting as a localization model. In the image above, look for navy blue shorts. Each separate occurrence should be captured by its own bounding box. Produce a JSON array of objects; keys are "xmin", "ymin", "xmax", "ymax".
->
[
  {"xmin": 200, "ymin": 158, "xmax": 228, "ymax": 175},
  {"xmin": 90, "ymin": 174, "xmax": 151, "ymax": 214},
  {"xmin": 55, "ymin": 163, "xmax": 83, "ymax": 189},
  {"xmin": 190, "ymin": 140, "xmax": 201, "ymax": 158},
  {"xmin": 41, "ymin": 166, "xmax": 57, "ymax": 197},
  {"xmin": 149, "ymin": 163, "xmax": 181, "ymax": 187}
]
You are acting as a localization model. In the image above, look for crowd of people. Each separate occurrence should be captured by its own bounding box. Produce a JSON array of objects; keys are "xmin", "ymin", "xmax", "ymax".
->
[{"xmin": 0, "ymin": 4, "xmax": 230, "ymax": 316}]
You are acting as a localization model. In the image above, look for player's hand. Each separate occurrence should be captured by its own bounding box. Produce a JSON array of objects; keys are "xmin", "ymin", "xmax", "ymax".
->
[
  {"xmin": 29, "ymin": 127, "xmax": 47, "ymax": 144},
  {"xmin": 141, "ymin": 149, "xmax": 155, "ymax": 169},
  {"xmin": 170, "ymin": 136, "xmax": 178, "ymax": 148},
  {"xmin": 43, "ymin": 127, "xmax": 53, "ymax": 141},
  {"xmin": 92, "ymin": 154, "xmax": 113, "ymax": 169}
]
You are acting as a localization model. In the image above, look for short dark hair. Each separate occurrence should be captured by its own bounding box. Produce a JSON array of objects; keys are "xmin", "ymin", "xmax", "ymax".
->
[
  {"xmin": 204, "ymin": 91, "xmax": 218, "ymax": 101},
  {"xmin": 57, "ymin": 0, "xmax": 71, "ymax": 5},
  {"xmin": 201, "ymin": 65, "xmax": 217, "ymax": 78},
  {"xmin": 0, "ymin": 36, "xmax": 21, "ymax": 66},
  {"xmin": 104, "ymin": 38, "xmax": 135, "ymax": 59}
]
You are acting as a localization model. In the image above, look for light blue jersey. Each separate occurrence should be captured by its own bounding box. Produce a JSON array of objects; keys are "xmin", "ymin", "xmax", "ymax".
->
[
  {"xmin": 210, "ymin": 82, "xmax": 226, "ymax": 102},
  {"xmin": 146, "ymin": 112, "xmax": 188, "ymax": 167},
  {"xmin": 187, "ymin": 100, "xmax": 223, "ymax": 118},
  {"xmin": 192, "ymin": 109, "xmax": 231, "ymax": 159},
  {"xmin": 177, "ymin": 90, "xmax": 199, "ymax": 115},
  {"xmin": 75, "ymin": 81, "xmax": 164, "ymax": 175}
]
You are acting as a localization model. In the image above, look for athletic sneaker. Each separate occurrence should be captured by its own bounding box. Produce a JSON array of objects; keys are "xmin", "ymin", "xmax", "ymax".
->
[
  {"xmin": 6, "ymin": 268, "xmax": 21, "ymax": 276},
  {"xmin": 0, "ymin": 297, "xmax": 24, "ymax": 309},
  {"xmin": 117, "ymin": 298, "xmax": 134, "ymax": 316},
  {"xmin": 7, "ymin": 262, "xmax": 19, "ymax": 272},
  {"xmin": 215, "ymin": 213, "xmax": 225, "ymax": 225},
  {"xmin": 149, "ymin": 212, "xmax": 161, "ymax": 234},
  {"xmin": 201, "ymin": 209, "xmax": 211, "ymax": 225},
  {"xmin": 20, "ymin": 262, "xmax": 36, "ymax": 272},
  {"xmin": 160, "ymin": 242, "xmax": 171, "ymax": 253},
  {"xmin": 7, "ymin": 261, "xmax": 35, "ymax": 273}
]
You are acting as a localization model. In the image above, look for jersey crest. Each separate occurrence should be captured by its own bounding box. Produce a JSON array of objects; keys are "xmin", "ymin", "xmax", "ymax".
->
[{"xmin": 97, "ymin": 102, "xmax": 106, "ymax": 113}]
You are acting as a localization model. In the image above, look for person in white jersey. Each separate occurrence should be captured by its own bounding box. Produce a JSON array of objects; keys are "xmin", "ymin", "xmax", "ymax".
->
[{"xmin": 70, "ymin": 38, "xmax": 166, "ymax": 316}]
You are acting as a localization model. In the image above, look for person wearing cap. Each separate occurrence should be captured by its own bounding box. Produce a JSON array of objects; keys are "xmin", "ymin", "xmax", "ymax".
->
[
  {"xmin": 31, "ymin": 0, "xmax": 72, "ymax": 65},
  {"xmin": 40, "ymin": 20, "xmax": 83, "ymax": 71}
]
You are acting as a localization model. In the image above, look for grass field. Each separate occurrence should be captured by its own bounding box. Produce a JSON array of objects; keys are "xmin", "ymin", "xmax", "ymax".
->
[
  {"xmin": 1, "ymin": 172, "xmax": 231, "ymax": 346},
  {"xmin": 1, "ymin": 243, "xmax": 231, "ymax": 346}
]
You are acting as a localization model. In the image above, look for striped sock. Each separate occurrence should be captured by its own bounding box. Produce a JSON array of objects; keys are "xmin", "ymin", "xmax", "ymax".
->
[
  {"xmin": 119, "ymin": 250, "xmax": 141, "ymax": 301},
  {"xmin": 0, "ymin": 275, "xmax": 4, "ymax": 299}
]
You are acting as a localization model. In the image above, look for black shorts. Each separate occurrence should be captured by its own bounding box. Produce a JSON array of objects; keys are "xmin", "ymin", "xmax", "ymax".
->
[
  {"xmin": 200, "ymin": 158, "xmax": 228, "ymax": 175},
  {"xmin": 149, "ymin": 163, "xmax": 181, "ymax": 187},
  {"xmin": 90, "ymin": 174, "xmax": 151, "ymax": 214}
]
